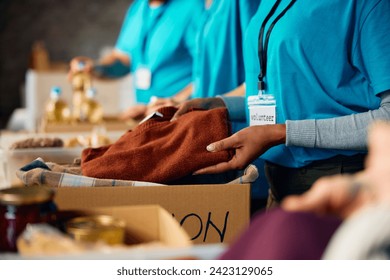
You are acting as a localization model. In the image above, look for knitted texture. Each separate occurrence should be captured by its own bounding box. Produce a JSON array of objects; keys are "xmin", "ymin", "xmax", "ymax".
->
[{"xmin": 81, "ymin": 107, "xmax": 233, "ymax": 183}]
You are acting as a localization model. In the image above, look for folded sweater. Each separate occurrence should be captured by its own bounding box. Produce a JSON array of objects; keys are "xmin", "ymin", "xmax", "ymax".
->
[{"xmin": 81, "ymin": 107, "xmax": 233, "ymax": 183}]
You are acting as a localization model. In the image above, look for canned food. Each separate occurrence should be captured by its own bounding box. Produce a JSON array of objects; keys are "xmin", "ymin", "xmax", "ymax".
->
[{"xmin": 66, "ymin": 215, "xmax": 125, "ymax": 245}]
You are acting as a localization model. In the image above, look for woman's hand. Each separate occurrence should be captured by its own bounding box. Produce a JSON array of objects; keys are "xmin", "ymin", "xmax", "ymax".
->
[
  {"xmin": 282, "ymin": 174, "xmax": 372, "ymax": 219},
  {"xmin": 145, "ymin": 97, "xmax": 178, "ymax": 116},
  {"xmin": 194, "ymin": 124, "xmax": 286, "ymax": 174},
  {"xmin": 119, "ymin": 104, "xmax": 148, "ymax": 121},
  {"xmin": 170, "ymin": 97, "xmax": 226, "ymax": 121},
  {"xmin": 67, "ymin": 56, "xmax": 94, "ymax": 81}
]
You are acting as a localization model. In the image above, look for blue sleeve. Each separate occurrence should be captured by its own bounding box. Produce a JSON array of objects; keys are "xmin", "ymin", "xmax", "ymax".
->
[
  {"xmin": 115, "ymin": 0, "xmax": 142, "ymax": 58},
  {"xmin": 93, "ymin": 60, "xmax": 130, "ymax": 78},
  {"xmin": 354, "ymin": 0, "xmax": 390, "ymax": 95},
  {"xmin": 219, "ymin": 96, "xmax": 246, "ymax": 122}
]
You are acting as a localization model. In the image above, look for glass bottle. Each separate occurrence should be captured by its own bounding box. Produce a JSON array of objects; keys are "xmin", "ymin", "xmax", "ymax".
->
[
  {"xmin": 81, "ymin": 88, "xmax": 104, "ymax": 124},
  {"xmin": 71, "ymin": 61, "xmax": 92, "ymax": 122},
  {"xmin": 45, "ymin": 86, "xmax": 71, "ymax": 123}
]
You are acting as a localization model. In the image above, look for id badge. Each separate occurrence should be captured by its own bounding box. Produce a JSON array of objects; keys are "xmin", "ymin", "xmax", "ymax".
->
[
  {"xmin": 248, "ymin": 95, "xmax": 276, "ymax": 126},
  {"xmin": 135, "ymin": 66, "xmax": 152, "ymax": 90}
]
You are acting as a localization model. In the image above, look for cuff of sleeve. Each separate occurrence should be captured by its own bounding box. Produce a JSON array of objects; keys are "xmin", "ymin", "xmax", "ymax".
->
[
  {"xmin": 218, "ymin": 96, "xmax": 246, "ymax": 122},
  {"xmin": 93, "ymin": 60, "xmax": 130, "ymax": 78},
  {"xmin": 286, "ymin": 119, "xmax": 316, "ymax": 148}
]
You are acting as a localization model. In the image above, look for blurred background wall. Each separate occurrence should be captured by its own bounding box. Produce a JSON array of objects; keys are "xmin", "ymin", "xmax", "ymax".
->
[{"xmin": 0, "ymin": 0, "xmax": 132, "ymax": 129}]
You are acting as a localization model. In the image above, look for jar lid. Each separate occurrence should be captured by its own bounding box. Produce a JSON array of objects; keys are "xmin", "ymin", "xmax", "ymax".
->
[
  {"xmin": 66, "ymin": 215, "xmax": 126, "ymax": 245},
  {"xmin": 67, "ymin": 215, "xmax": 125, "ymax": 234},
  {"xmin": 0, "ymin": 186, "xmax": 55, "ymax": 206}
]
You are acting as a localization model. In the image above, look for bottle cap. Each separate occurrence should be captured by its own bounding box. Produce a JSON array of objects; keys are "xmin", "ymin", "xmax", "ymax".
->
[
  {"xmin": 50, "ymin": 86, "xmax": 62, "ymax": 99},
  {"xmin": 86, "ymin": 88, "xmax": 97, "ymax": 99},
  {"xmin": 77, "ymin": 61, "xmax": 86, "ymax": 71}
]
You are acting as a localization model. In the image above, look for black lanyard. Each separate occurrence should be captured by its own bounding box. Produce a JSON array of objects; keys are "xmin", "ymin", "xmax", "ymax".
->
[{"xmin": 258, "ymin": 0, "xmax": 297, "ymax": 91}]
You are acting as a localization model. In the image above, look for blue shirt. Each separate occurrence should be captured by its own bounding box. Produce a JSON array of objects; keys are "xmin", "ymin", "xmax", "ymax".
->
[
  {"xmin": 191, "ymin": 0, "xmax": 260, "ymax": 99},
  {"xmin": 116, "ymin": 0, "xmax": 203, "ymax": 104},
  {"xmin": 241, "ymin": 0, "xmax": 390, "ymax": 167}
]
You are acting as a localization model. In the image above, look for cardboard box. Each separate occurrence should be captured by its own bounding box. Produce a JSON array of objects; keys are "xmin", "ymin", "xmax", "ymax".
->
[
  {"xmin": 64, "ymin": 204, "xmax": 191, "ymax": 247},
  {"xmin": 54, "ymin": 184, "xmax": 250, "ymax": 245},
  {"xmin": 0, "ymin": 131, "xmax": 124, "ymax": 187},
  {"xmin": 2, "ymin": 204, "xmax": 196, "ymax": 260},
  {"xmin": 39, "ymin": 116, "xmax": 138, "ymax": 133},
  {"xmin": 3, "ymin": 147, "xmax": 82, "ymax": 186}
]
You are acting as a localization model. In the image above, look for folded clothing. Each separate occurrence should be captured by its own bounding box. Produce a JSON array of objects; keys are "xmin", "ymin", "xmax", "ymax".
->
[
  {"xmin": 81, "ymin": 107, "xmax": 233, "ymax": 183},
  {"xmin": 16, "ymin": 158, "xmax": 165, "ymax": 188}
]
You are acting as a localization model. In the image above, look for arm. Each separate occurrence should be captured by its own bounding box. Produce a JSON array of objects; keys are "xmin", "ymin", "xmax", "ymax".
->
[
  {"xmin": 194, "ymin": 92, "xmax": 390, "ymax": 175},
  {"xmin": 222, "ymin": 83, "xmax": 246, "ymax": 97},
  {"xmin": 69, "ymin": 51, "xmax": 131, "ymax": 81},
  {"xmin": 171, "ymin": 83, "xmax": 193, "ymax": 104},
  {"xmin": 286, "ymin": 91, "xmax": 390, "ymax": 150},
  {"xmin": 144, "ymin": 84, "xmax": 193, "ymax": 117},
  {"xmin": 92, "ymin": 49, "xmax": 131, "ymax": 79}
]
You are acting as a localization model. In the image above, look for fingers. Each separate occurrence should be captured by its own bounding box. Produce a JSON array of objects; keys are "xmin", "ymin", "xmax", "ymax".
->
[
  {"xmin": 282, "ymin": 176, "xmax": 338, "ymax": 214},
  {"xmin": 119, "ymin": 105, "xmax": 147, "ymax": 120},
  {"xmin": 69, "ymin": 57, "xmax": 93, "ymax": 73},
  {"xmin": 146, "ymin": 98, "xmax": 175, "ymax": 116},
  {"xmin": 282, "ymin": 174, "xmax": 364, "ymax": 218},
  {"xmin": 193, "ymin": 161, "xmax": 234, "ymax": 175},
  {"xmin": 171, "ymin": 102, "xmax": 193, "ymax": 121},
  {"xmin": 206, "ymin": 135, "xmax": 237, "ymax": 153}
]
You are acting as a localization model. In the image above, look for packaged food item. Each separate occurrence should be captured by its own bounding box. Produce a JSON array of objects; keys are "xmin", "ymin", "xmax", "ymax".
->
[
  {"xmin": 66, "ymin": 215, "xmax": 126, "ymax": 246},
  {"xmin": 0, "ymin": 186, "xmax": 56, "ymax": 252},
  {"xmin": 9, "ymin": 137, "xmax": 64, "ymax": 149},
  {"xmin": 17, "ymin": 224, "xmax": 86, "ymax": 256},
  {"xmin": 71, "ymin": 60, "xmax": 92, "ymax": 122}
]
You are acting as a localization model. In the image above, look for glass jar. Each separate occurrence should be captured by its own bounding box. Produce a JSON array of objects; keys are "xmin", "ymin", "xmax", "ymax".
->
[
  {"xmin": 66, "ymin": 215, "xmax": 125, "ymax": 245},
  {"xmin": 0, "ymin": 186, "xmax": 56, "ymax": 252}
]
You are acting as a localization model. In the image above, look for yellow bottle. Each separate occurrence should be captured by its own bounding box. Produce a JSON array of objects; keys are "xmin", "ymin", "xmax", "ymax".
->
[
  {"xmin": 81, "ymin": 88, "xmax": 103, "ymax": 124},
  {"xmin": 45, "ymin": 86, "xmax": 71, "ymax": 123},
  {"xmin": 71, "ymin": 61, "xmax": 92, "ymax": 122}
]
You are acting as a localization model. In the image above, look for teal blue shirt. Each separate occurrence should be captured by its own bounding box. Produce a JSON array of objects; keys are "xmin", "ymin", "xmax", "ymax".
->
[
  {"xmin": 239, "ymin": 0, "xmax": 390, "ymax": 168},
  {"xmin": 191, "ymin": 0, "xmax": 260, "ymax": 98},
  {"xmin": 115, "ymin": 0, "xmax": 203, "ymax": 104}
]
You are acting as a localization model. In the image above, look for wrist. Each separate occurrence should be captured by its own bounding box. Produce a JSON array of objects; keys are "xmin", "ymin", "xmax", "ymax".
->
[
  {"xmin": 263, "ymin": 124, "xmax": 286, "ymax": 147},
  {"xmin": 273, "ymin": 124, "xmax": 287, "ymax": 145}
]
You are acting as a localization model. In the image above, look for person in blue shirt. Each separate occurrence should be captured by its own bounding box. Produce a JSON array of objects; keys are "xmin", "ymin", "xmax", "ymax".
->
[
  {"xmin": 172, "ymin": 0, "xmax": 390, "ymax": 205},
  {"xmin": 163, "ymin": 0, "xmax": 268, "ymax": 211},
  {"xmin": 193, "ymin": 0, "xmax": 268, "ymax": 211},
  {"xmin": 69, "ymin": 0, "xmax": 203, "ymax": 120},
  {"xmin": 149, "ymin": 0, "xmax": 259, "ymax": 107},
  {"xmin": 191, "ymin": 0, "xmax": 258, "ymax": 99}
]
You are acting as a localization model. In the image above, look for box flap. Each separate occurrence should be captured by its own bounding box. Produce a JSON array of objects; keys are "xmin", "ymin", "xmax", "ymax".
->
[{"xmin": 63, "ymin": 204, "xmax": 191, "ymax": 247}]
